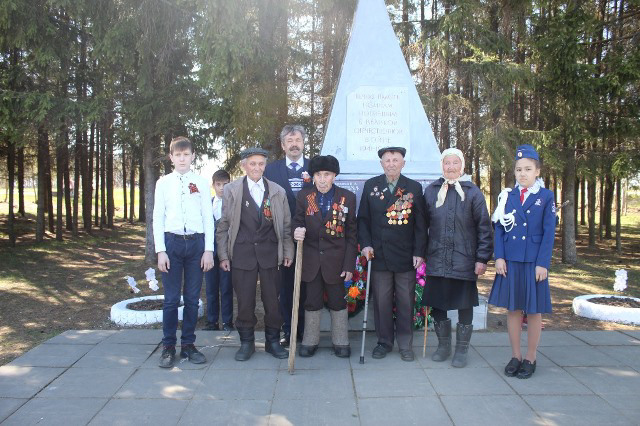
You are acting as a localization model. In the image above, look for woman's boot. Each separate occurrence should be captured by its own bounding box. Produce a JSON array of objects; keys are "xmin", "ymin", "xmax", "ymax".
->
[{"xmin": 431, "ymin": 318, "xmax": 452, "ymax": 362}]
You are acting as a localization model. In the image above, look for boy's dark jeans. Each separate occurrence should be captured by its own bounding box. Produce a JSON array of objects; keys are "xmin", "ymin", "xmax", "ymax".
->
[
  {"xmin": 162, "ymin": 232, "xmax": 204, "ymax": 347},
  {"xmin": 204, "ymin": 255, "xmax": 233, "ymax": 325}
]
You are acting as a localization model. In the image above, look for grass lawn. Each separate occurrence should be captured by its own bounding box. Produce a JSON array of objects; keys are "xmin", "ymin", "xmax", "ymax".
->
[{"xmin": 0, "ymin": 194, "xmax": 639, "ymax": 366}]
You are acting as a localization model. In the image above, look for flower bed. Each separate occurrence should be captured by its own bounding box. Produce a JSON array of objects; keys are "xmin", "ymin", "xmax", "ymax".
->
[
  {"xmin": 110, "ymin": 295, "xmax": 203, "ymax": 326},
  {"xmin": 572, "ymin": 294, "xmax": 640, "ymax": 325}
]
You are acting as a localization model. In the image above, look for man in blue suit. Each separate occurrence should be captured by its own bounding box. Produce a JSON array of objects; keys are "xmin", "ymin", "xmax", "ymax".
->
[{"xmin": 264, "ymin": 124, "xmax": 312, "ymax": 346}]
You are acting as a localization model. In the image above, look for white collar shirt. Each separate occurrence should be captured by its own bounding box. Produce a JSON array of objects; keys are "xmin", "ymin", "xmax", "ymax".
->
[
  {"xmin": 285, "ymin": 156, "xmax": 302, "ymax": 171},
  {"xmin": 516, "ymin": 179, "xmax": 542, "ymax": 204},
  {"xmin": 249, "ymin": 177, "xmax": 266, "ymax": 207},
  {"xmin": 212, "ymin": 195, "xmax": 223, "ymax": 221},
  {"xmin": 152, "ymin": 170, "xmax": 215, "ymax": 253}
]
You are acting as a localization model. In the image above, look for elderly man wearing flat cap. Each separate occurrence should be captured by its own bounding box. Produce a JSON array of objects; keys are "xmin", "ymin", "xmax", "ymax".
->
[
  {"xmin": 357, "ymin": 147, "xmax": 427, "ymax": 361},
  {"xmin": 216, "ymin": 147, "xmax": 294, "ymax": 361},
  {"xmin": 292, "ymin": 155, "xmax": 357, "ymax": 357}
]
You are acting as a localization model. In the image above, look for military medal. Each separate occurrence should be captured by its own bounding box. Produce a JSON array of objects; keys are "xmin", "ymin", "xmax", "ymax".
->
[
  {"xmin": 385, "ymin": 190, "xmax": 414, "ymax": 226},
  {"xmin": 325, "ymin": 196, "xmax": 348, "ymax": 237},
  {"xmin": 262, "ymin": 198, "xmax": 272, "ymax": 220}
]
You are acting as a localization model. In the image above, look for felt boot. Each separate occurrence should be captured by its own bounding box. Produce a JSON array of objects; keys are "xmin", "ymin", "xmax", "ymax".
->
[
  {"xmin": 265, "ymin": 327, "xmax": 289, "ymax": 359},
  {"xmin": 451, "ymin": 323, "xmax": 473, "ymax": 368},
  {"xmin": 299, "ymin": 310, "xmax": 321, "ymax": 357},
  {"xmin": 235, "ymin": 328, "xmax": 255, "ymax": 361},
  {"xmin": 431, "ymin": 318, "xmax": 452, "ymax": 362},
  {"xmin": 331, "ymin": 309, "xmax": 350, "ymax": 358}
]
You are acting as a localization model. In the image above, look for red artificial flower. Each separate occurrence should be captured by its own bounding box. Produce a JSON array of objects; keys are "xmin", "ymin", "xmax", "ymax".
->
[{"xmin": 188, "ymin": 183, "xmax": 199, "ymax": 194}]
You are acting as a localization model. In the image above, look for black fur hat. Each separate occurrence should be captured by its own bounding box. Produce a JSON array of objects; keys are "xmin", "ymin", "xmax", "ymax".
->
[{"xmin": 308, "ymin": 155, "xmax": 340, "ymax": 176}]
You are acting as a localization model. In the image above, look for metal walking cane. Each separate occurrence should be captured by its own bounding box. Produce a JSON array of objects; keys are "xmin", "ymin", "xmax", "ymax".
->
[
  {"xmin": 359, "ymin": 257, "xmax": 373, "ymax": 364},
  {"xmin": 288, "ymin": 241, "xmax": 304, "ymax": 374}
]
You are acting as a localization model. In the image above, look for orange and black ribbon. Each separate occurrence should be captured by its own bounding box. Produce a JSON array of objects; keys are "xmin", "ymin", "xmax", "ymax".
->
[{"xmin": 306, "ymin": 192, "xmax": 319, "ymax": 215}]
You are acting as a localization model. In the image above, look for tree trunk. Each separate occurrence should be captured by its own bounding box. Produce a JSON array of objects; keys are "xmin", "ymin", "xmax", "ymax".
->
[
  {"xmin": 7, "ymin": 140, "xmax": 16, "ymax": 246},
  {"xmin": 123, "ymin": 144, "xmax": 127, "ymax": 221},
  {"xmin": 603, "ymin": 174, "xmax": 614, "ymax": 238},
  {"xmin": 561, "ymin": 146, "xmax": 577, "ymax": 264},
  {"xmin": 138, "ymin": 148, "xmax": 145, "ymax": 222},
  {"xmin": 17, "ymin": 146, "xmax": 25, "ymax": 217},
  {"xmin": 615, "ymin": 177, "xmax": 621, "ymax": 253},
  {"xmin": 73, "ymin": 133, "xmax": 81, "ymax": 236},
  {"xmin": 598, "ymin": 173, "xmax": 604, "ymax": 240},
  {"xmin": 588, "ymin": 176, "xmax": 596, "ymax": 247},
  {"xmin": 44, "ymin": 137, "xmax": 54, "ymax": 234},
  {"xmin": 63, "ymin": 141, "xmax": 72, "ymax": 231},
  {"xmin": 100, "ymin": 119, "xmax": 106, "ymax": 228},
  {"xmin": 94, "ymin": 124, "xmax": 100, "ymax": 227},
  {"xmin": 574, "ymin": 177, "xmax": 579, "ymax": 239},
  {"xmin": 85, "ymin": 122, "xmax": 94, "ymax": 232},
  {"xmin": 129, "ymin": 149, "xmax": 135, "ymax": 224},
  {"xmin": 489, "ymin": 165, "xmax": 501, "ymax": 214},
  {"xmin": 56, "ymin": 137, "xmax": 64, "ymax": 241},
  {"xmin": 106, "ymin": 109, "xmax": 114, "ymax": 228},
  {"xmin": 143, "ymin": 135, "xmax": 159, "ymax": 262},
  {"xmin": 580, "ymin": 177, "xmax": 586, "ymax": 225},
  {"xmin": 36, "ymin": 125, "xmax": 48, "ymax": 242}
]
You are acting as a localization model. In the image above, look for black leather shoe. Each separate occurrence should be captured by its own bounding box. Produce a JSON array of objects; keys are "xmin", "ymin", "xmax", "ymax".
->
[
  {"xmin": 180, "ymin": 344, "xmax": 206, "ymax": 364},
  {"xmin": 280, "ymin": 332, "xmax": 291, "ymax": 347},
  {"xmin": 222, "ymin": 323, "xmax": 235, "ymax": 331},
  {"xmin": 203, "ymin": 322, "xmax": 219, "ymax": 331},
  {"xmin": 158, "ymin": 346, "xmax": 176, "ymax": 368},
  {"xmin": 504, "ymin": 357, "xmax": 522, "ymax": 377},
  {"xmin": 517, "ymin": 359, "xmax": 536, "ymax": 379},
  {"xmin": 372, "ymin": 343, "xmax": 391, "ymax": 359},
  {"xmin": 298, "ymin": 345, "xmax": 318, "ymax": 357},
  {"xmin": 333, "ymin": 345, "xmax": 351, "ymax": 358},
  {"xmin": 400, "ymin": 349, "xmax": 415, "ymax": 362}
]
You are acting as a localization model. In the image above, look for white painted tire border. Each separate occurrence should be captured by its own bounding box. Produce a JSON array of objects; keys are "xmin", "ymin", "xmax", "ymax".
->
[
  {"xmin": 572, "ymin": 294, "xmax": 640, "ymax": 325},
  {"xmin": 110, "ymin": 295, "xmax": 204, "ymax": 327}
]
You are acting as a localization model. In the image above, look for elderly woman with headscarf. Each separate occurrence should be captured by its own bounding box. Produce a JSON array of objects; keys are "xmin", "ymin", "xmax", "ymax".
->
[{"xmin": 421, "ymin": 148, "xmax": 493, "ymax": 367}]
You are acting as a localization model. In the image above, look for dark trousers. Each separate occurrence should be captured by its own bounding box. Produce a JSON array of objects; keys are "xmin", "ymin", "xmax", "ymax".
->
[
  {"xmin": 371, "ymin": 270, "xmax": 416, "ymax": 350},
  {"xmin": 279, "ymin": 261, "xmax": 306, "ymax": 335},
  {"xmin": 304, "ymin": 271, "xmax": 346, "ymax": 311},
  {"xmin": 161, "ymin": 233, "xmax": 204, "ymax": 346},
  {"xmin": 204, "ymin": 255, "xmax": 233, "ymax": 325},
  {"xmin": 233, "ymin": 265, "xmax": 282, "ymax": 330}
]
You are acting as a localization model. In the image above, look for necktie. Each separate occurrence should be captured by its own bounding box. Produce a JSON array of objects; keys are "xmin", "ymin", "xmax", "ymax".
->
[
  {"xmin": 520, "ymin": 188, "xmax": 528, "ymax": 204},
  {"xmin": 290, "ymin": 162, "xmax": 298, "ymax": 171}
]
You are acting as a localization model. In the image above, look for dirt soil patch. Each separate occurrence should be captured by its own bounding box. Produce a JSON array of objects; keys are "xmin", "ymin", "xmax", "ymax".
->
[
  {"xmin": 126, "ymin": 300, "xmax": 182, "ymax": 310},
  {"xmin": 587, "ymin": 297, "xmax": 640, "ymax": 308}
]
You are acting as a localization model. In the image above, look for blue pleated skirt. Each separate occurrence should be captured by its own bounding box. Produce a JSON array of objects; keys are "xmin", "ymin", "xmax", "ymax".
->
[{"xmin": 488, "ymin": 261, "xmax": 552, "ymax": 314}]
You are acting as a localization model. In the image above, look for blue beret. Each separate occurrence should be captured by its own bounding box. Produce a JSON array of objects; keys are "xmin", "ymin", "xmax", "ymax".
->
[{"xmin": 515, "ymin": 145, "xmax": 539, "ymax": 162}]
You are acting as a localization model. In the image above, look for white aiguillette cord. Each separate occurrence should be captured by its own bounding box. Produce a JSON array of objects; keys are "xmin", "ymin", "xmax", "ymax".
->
[{"xmin": 492, "ymin": 188, "xmax": 516, "ymax": 233}]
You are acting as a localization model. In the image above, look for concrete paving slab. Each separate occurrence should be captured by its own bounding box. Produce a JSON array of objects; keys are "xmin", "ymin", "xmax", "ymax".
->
[
  {"xmin": 209, "ymin": 347, "xmax": 283, "ymax": 370},
  {"xmin": 354, "ymin": 368, "xmax": 435, "ymax": 398},
  {"xmin": 287, "ymin": 348, "xmax": 351, "ymax": 370},
  {"xmin": 594, "ymin": 345, "xmax": 640, "ymax": 372},
  {"xmin": 139, "ymin": 346, "xmax": 219, "ymax": 370},
  {"xmin": 114, "ymin": 368, "xmax": 206, "ymax": 399},
  {"xmin": 502, "ymin": 366, "xmax": 592, "ymax": 395},
  {"xmin": 192, "ymin": 330, "xmax": 240, "ymax": 347},
  {"xmin": 466, "ymin": 332, "xmax": 510, "ymax": 347},
  {"xmin": 440, "ymin": 395, "xmax": 540, "ymax": 426},
  {"xmin": 350, "ymin": 350, "xmax": 422, "ymax": 370},
  {"xmin": 3, "ymin": 397, "xmax": 107, "ymax": 426},
  {"xmin": 8, "ymin": 344, "xmax": 93, "ymax": 368},
  {"xmin": 620, "ymin": 330, "xmax": 640, "ymax": 340},
  {"xmin": 536, "ymin": 330, "xmax": 588, "ymax": 346},
  {"xmin": 417, "ymin": 347, "xmax": 489, "ymax": 369},
  {"xmin": 74, "ymin": 343, "xmax": 155, "ymax": 368},
  {"xmin": 0, "ymin": 366, "xmax": 65, "ymax": 398},
  {"xmin": 427, "ymin": 367, "xmax": 514, "ymax": 396},
  {"xmin": 598, "ymin": 393, "xmax": 640, "ymax": 425},
  {"xmin": 269, "ymin": 397, "xmax": 359, "ymax": 425},
  {"xmin": 527, "ymin": 395, "xmax": 633, "ymax": 426},
  {"xmin": 273, "ymin": 369, "xmax": 354, "ymax": 400},
  {"xmin": 473, "ymin": 346, "xmax": 555, "ymax": 368},
  {"xmin": 89, "ymin": 398, "xmax": 188, "ymax": 426},
  {"xmin": 43, "ymin": 330, "xmax": 117, "ymax": 345},
  {"xmin": 194, "ymin": 368, "xmax": 278, "ymax": 400},
  {"xmin": 102, "ymin": 329, "xmax": 163, "ymax": 345},
  {"xmin": 411, "ymin": 330, "xmax": 438, "ymax": 347},
  {"xmin": 0, "ymin": 398, "xmax": 27, "ymax": 423},
  {"xmin": 358, "ymin": 396, "xmax": 451, "ymax": 426},
  {"xmin": 566, "ymin": 366, "xmax": 640, "ymax": 395},
  {"xmin": 568, "ymin": 330, "xmax": 640, "ymax": 346},
  {"xmin": 38, "ymin": 367, "xmax": 135, "ymax": 398},
  {"xmin": 538, "ymin": 345, "xmax": 625, "ymax": 367},
  {"xmin": 179, "ymin": 399, "xmax": 270, "ymax": 425}
]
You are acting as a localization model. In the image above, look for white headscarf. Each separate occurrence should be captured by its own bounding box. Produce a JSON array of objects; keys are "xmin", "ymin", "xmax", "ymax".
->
[{"xmin": 436, "ymin": 148, "xmax": 470, "ymax": 208}]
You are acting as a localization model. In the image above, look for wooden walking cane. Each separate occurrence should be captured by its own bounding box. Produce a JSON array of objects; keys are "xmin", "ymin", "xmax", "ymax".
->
[
  {"xmin": 422, "ymin": 307, "xmax": 429, "ymax": 358},
  {"xmin": 288, "ymin": 241, "xmax": 304, "ymax": 374},
  {"xmin": 359, "ymin": 257, "xmax": 373, "ymax": 364}
]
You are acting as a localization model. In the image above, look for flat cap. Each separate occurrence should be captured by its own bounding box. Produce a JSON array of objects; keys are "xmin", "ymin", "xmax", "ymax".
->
[
  {"xmin": 308, "ymin": 155, "xmax": 340, "ymax": 176},
  {"xmin": 240, "ymin": 147, "xmax": 269, "ymax": 160},
  {"xmin": 377, "ymin": 146, "xmax": 406, "ymax": 158}
]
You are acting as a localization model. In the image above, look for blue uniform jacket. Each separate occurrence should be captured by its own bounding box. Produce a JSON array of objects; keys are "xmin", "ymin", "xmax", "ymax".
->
[
  {"xmin": 264, "ymin": 158, "xmax": 312, "ymax": 216},
  {"xmin": 494, "ymin": 187, "xmax": 556, "ymax": 269}
]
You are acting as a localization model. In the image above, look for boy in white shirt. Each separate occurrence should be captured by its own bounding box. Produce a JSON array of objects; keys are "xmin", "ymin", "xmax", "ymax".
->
[
  {"xmin": 204, "ymin": 169, "xmax": 233, "ymax": 331},
  {"xmin": 153, "ymin": 136, "xmax": 214, "ymax": 368}
]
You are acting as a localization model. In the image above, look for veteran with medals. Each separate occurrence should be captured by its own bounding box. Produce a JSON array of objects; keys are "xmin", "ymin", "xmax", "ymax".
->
[
  {"xmin": 292, "ymin": 155, "xmax": 358, "ymax": 358},
  {"xmin": 216, "ymin": 148, "xmax": 294, "ymax": 362},
  {"xmin": 357, "ymin": 147, "xmax": 427, "ymax": 361}
]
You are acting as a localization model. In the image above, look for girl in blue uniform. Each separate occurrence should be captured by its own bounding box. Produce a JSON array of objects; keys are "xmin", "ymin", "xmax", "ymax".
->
[{"xmin": 489, "ymin": 145, "xmax": 556, "ymax": 379}]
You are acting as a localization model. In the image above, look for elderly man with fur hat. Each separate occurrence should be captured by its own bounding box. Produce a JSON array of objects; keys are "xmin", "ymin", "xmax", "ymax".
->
[
  {"xmin": 357, "ymin": 147, "xmax": 427, "ymax": 362},
  {"xmin": 292, "ymin": 155, "xmax": 357, "ymax": 358}
]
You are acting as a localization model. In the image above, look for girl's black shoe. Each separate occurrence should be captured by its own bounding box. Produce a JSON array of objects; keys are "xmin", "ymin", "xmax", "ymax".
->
[
  {"xmin": 517, "ymin": 359, "xmax": 536, "ymax": 379},
  {"xmin": 504, "ymin": 357, "xmax": 521, "ymax": 377}
]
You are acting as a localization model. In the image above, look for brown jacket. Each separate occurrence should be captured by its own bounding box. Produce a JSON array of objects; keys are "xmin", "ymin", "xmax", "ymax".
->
[
  {"xmin": 216, "ymin": 176, "xmax": 294, "ymax": 266},
  {"xmin": 292, "ymin": 186, "xmax": 358, "ymax": 284}
]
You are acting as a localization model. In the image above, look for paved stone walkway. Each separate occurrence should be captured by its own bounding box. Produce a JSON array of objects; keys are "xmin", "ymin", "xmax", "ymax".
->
[{"xmin": 1, "ymin": 329, "xmax": 639, "ymax": 425}]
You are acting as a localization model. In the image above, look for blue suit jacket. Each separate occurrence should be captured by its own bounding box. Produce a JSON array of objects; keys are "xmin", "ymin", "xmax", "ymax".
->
[
  {"xmin": 494, "ymin": 187, "xmax": 556, "ymax": 269},
  {"xmin": 264, "ymin": 158, "xmax": 311, "ymax": 216}
]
